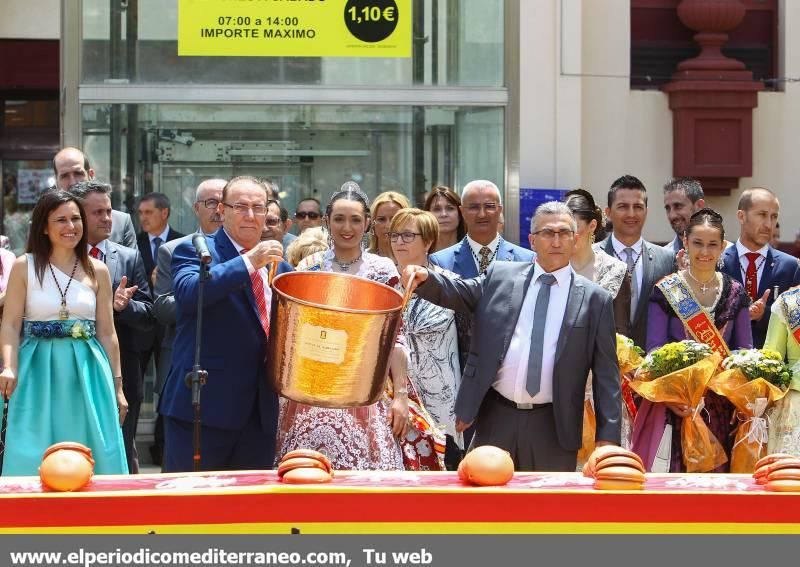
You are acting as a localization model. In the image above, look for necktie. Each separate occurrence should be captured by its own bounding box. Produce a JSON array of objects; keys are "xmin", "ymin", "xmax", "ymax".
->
[
  {"xmin": 89, "ymin": 246, "xmax": 102, "ymax": 260},
  {"xmin": 478, "ymin": 246, "xmax": 492, "ymax": 274},
  {"xmin": 241, "ymin": 250, "xmax": 270, "ymax": 336},
  {"xmin": 152, "ymin": 236, "xmax": 163, "ymax": 261},
  {"xmin": 526, "ymin": 273, "xmax": 557, "ymax": 397},
  {"xmin": 625, "ymin": 247, "xmax": 639, "ymax": 323},
  {"xmin": 745, "ymin": 252, "xmax": 761, "ymax": 300}
]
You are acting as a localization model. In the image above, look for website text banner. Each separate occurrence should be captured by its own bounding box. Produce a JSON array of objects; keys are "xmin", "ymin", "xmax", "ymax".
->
[
  {"xmin": 0, "ymin": 535, "xmax": 794, "ymax": 567},
  {"xmin": 178, "ymin": 0, "xmax": 412, "ymax": 57}
]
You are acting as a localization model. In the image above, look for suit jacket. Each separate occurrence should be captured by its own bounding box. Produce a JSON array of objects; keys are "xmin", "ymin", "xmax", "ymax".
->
[
  {"xmin": 663, "ymin": 235, "xmax": 682, "ymax": 256},
  {"xmin": 599, "ymin": 236, "xmax": 675, "ymax": 349},
  {"xmin": 152, "ymin": 234, "xmax": 194, "ymax": 394},
  {"xmin": 721, "ymin": 244, "xmax": 800, "ymax": 347},
  {"xmin": 429, "ymin": 237, "xmax": 535, "ymax": 278},
  {"xmin": 137, "ymin": 227, "xmax": 185, "ymax": 280},
  {"xmin": 159, "ymin": 228, "xmax": 292, "ymax": 437},
  {"xmin": 104, "ymin": 240, "xmax": 155, "ymax": 369},
  {"xmin": 415, "ymin": 262, "xmax": 621, "ymax": 451},
  {"xmin": 110, "ymin": 210, "xmax": 137, "ymax": 249}
]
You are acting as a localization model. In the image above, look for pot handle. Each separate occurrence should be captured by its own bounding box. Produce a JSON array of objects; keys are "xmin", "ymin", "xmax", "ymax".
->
[
  {"xmin": 401, "ymin": 273, "xmax": 415, "ymax": 310},
  {"xmin": 268, "ymin": 261, "xmax": 278, "ymax": 287}
]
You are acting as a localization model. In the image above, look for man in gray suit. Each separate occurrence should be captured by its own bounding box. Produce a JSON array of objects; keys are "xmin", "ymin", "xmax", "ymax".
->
[
  {"xmin": 67, "ymin": 181, "xmax": 154, "ymax": 473},
  {"xmin": 150, "ymin": 178, "xmax": 226, "ymax": 465},
  {"xmin": 404, "ymin": 201, "xmax": 621, "ymax": 471},
  {"xmin": 599, "ymin": 175, "xmax": 674, "ymax": 349},
  {"xmin": 54, "ymin": 147, "xmax": 137, "ymax": 249}
]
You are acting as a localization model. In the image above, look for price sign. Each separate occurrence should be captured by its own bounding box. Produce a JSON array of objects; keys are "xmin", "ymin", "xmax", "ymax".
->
[{"xmin": 178, "ymin": 0, "xmax": 411, "ymax": 58}]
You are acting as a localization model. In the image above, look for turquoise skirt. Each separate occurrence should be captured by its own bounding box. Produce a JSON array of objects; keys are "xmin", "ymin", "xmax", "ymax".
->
[{"xmin": 1, "ymin": 320, "xmax": 128, "ymax": 476}]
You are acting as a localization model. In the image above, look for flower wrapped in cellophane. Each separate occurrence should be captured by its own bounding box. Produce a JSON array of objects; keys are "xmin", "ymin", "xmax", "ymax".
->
[
  {"xmin": 577, "ymin": 335, "xmax": 645, "ymax": 467},
  {"xmin": 708, "ymin": 349, "xmax": 790, "ymax": 473},
  {"xmin": 630, "ymin": 341, "xmax": 726, "ymax": 472}
]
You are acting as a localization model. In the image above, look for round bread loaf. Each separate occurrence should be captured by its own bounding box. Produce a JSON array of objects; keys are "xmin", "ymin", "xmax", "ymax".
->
[{"xmin": 281, "ymin": 467, "xmax": 332, "ymax": 484}]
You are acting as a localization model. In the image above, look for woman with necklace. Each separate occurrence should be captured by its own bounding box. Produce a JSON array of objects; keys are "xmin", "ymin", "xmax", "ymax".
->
[
  {"xmin": 277, "ymin": 186, "xmax": 408, "ymax": 470},
  {"xmin": 632, "ymin": 208, "xmax": 752, "ymax": 473},
  {"xmin": 0, "ymin": 191, "xmax": 127, "ymax": 475}
]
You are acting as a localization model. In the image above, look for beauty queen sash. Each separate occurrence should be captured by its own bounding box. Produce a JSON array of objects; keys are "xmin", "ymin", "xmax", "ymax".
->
[
  {"xmin": 657, "ymin": 274, "xmax": 730, "ymax": 359},
  {"xmin": 780, "ymin": 287, "xmax": 800, "ymax": 346}
]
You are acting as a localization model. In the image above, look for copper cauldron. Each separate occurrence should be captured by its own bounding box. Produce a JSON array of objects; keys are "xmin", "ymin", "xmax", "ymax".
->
[{"xmin": 266, "ymin": 271, "xmax": 405, "ymax": 408}]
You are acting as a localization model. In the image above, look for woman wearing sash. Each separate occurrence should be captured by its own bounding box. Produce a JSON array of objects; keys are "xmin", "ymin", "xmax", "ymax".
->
[
  {"xmin": 763, "ymin": 287, "xmax": 800, "ymax": 455},
  {"xmin": 632, "ymin": 209, "xmax": 752, "ymax": 472}
]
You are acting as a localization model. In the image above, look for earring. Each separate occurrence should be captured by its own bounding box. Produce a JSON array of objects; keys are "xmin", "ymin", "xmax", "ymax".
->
[
  {"xmin": 590, "ymin": 232, "xmax": 596, "ymax": 244},
  {"xmin": 327, "ymin": 233, "xmax": 334, "ymax": 250}
]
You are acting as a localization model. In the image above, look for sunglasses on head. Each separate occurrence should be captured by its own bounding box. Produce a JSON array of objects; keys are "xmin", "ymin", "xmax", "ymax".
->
[{"xmin": 295, "ymin": 211, "xmax": 320, "ymax": 220}]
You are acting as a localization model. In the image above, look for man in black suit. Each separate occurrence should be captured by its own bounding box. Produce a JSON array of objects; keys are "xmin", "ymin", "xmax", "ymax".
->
[
  {"xmin": 53, "ymin": 147, "xmax": 137, "ymax": 248},
  {"xmin": 136, "ymin": 192, "xmax": 184, "ymax": 383},
  {"xmin": 136, "ymin": 192, "xmax": 184, "ymax": 284},
  {"xmin": 721, "ymin": 187, "xmax": 800, "ymax": 347},
  {"xmin": 404, "ymin": 201, "xmax": 621, "ymax": 471},
  {"xmin": 67, "ymin": 181, "xmax": 154, "ymax": 473},
  {"xmin": 598, "ymin": 175, "xmax": 675, "ymax": 348}
]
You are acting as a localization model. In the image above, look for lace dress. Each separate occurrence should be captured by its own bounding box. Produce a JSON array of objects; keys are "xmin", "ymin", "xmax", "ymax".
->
[
  {"xmin": 2, "ymin": 255, "xmax": 127, "ymax": 476},
  {"xmin": 275, "ymin": 250, "xmax": 405, "ymax": 470},
  {"xmin": 403, "ymin": 264, "xmax": 463, "ymax": 449}
]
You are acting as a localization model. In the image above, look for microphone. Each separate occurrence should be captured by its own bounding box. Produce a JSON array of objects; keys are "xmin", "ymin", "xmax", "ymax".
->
[{"xmin": 192, "ymin": 233, "xmax": 212, "ymax": 264}]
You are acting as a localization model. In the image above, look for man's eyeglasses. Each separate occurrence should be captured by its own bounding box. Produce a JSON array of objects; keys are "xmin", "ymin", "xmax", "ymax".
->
[
  {"xmin": 464, "ymin": 203, "xmax": 499, "ymax": 214},
  {"xmin": 198, "ymin": 198, "xmax": 220, "ymax": 210},
  {"xmin": 264, "ymin": 217, "xmax": 282, "ymax": 228},
  {"xmin": 294, "ymin": 211, "xmax": 320, "ymax": 220},
  {"xmin": 223, "ymin": 202, "xmax": 268, "ymax": 216},
  {"xmin": 388, "ymin": 232, "xmax": 422, "ymax": 243},
  {"xmin": 531, "ymin": 229, "xmax": 575, "ymax": 242}
]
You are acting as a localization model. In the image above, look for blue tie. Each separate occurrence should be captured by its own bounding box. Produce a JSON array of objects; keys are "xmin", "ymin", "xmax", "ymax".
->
[
  {"xmin": 152, "ymin": 236, "xmax": 163, "ymax": 260},
  {"xmin": 526, "ymin": 273, "xmax": 557, "ymax": 397}
]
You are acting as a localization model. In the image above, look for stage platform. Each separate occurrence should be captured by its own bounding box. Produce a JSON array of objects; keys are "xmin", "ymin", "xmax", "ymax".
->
[{"xmin": 1, "ymin": 470, "xmax": 797, "ymax": 534}]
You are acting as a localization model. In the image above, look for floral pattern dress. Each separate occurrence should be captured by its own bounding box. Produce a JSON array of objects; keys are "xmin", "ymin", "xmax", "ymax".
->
[
  {"xmin": 764, "ymin": 293, "xmax": 800, "ymax": 456},
  {"xmin": 275, "ymin": 250, "xmax": 444, "ymax": 471}
]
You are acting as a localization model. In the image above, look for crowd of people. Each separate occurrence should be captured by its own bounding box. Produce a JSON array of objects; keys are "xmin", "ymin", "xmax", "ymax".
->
[{"xmin": 1, "ymin": 145, "xmax": 800, "ymax": 476}]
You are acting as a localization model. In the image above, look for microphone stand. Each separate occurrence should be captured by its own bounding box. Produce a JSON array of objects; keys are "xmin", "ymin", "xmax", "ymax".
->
[{"xmin": 185, "ymin": 260, "xmax": 211, "ymax": 472}]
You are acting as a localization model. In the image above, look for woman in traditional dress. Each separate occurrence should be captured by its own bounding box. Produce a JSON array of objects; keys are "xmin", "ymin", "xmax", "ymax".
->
[
  {"xmin": 275, "ymin": 186, "xmax": 408, "ymax": 470},
  {"xmin": 368, "ymin": 191, "xmax": 410, "ymax": 257},
  {"xmin": 389, "ymin": 208, "xmax": 462, "ymax": 469},
  {"xmin": 563, "ymin": 190, "xmax": 633, "ymax": 463},
  {"xmin": 0, "ymin": 190, "xmax": 127, "ymax": 475},
  {"xmin": 763, "ymin": 287, "xmax": 800, "ymax": 455},
  {"xmin": 632, "ymin": 208, "xmax": 752, "ymax": 472},
  {"xmin": 424, "ymin": 186, "xmax": 466, "ymax": 253}
]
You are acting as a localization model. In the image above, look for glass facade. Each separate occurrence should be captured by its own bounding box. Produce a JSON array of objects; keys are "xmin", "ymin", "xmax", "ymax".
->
[{"xmin": 68, "ymin": 0, "xmax": 511, "ymax": 437}]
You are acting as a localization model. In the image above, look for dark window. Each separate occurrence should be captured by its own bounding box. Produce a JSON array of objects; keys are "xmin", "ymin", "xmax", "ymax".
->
[{"xmin": 631, "ymin": 0, "xmax": 779, "ymax": 91}]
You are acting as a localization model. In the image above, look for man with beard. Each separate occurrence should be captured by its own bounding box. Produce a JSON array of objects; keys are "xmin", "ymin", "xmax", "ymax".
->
[{"xmin": 662, "ymin": 177, "xmax": 705, "ymax": 255}]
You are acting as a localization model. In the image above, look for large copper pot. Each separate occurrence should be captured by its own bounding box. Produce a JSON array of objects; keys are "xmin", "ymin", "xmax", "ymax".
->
[{"xmin": 267, "ymin": 271, "xmax": 404, "ymax": 408}]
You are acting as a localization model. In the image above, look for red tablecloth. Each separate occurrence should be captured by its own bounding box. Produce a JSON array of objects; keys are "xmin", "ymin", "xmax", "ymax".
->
[{"xmin": 1, "ymin": 471, "xmax": 797, "ymax": 533}]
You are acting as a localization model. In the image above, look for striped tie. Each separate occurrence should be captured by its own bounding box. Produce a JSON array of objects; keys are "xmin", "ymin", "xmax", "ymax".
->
[{"xmin": 241, "ymin": 250, "xmax": 270, "ymax": 336}]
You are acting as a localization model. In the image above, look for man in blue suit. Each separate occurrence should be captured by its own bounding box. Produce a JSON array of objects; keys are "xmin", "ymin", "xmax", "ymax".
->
[
  {"xmin": 430, "ymin": 179, "xmax": 534, "ymax": 277},
  {"xmin": 721, "ymin": 187, "xmax": 800, "ymax": 348},
  {"xmin": 160, "ymin": 176, "xmax": 291, "ymax": 472}
]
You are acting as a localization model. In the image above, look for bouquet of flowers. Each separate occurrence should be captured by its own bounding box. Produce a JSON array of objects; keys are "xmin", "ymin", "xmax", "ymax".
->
[
  {"xmin": 708, "ymin": 349, "xmax": 790, "ymax": 473},
  {"xmin": 630, "ymin": 341, "xmax": 726, "ymax": 472},
  {"xmin": 577, "ymin": 335, "xmax": 644, "ymax": 467}
]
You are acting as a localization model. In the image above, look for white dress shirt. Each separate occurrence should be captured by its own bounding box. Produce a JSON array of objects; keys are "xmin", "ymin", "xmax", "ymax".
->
[
  {"xmin": 149, "ymin": 226, "xmax": 170, "ymax": 260},
  {"xmin": 611, "ymin": 234, "xmax": 644, "ymax": 296},
  {"xmin": 493, "ymin": 262, "xmax": 573, "ymax": 404},
  {"xmin": 86, "ymin": 240, "xmax": 108, "ymax": 261},
  {"xmin": 467, "ymin": 234, "xmax": 500, "ymax": 272},
  {"xmin": 735, "ymin": 239, "xmax": 769, "ymax": 290},
  {"xmin": 224, "ymin": 229, "xmax": 272, "ymax": 308}
]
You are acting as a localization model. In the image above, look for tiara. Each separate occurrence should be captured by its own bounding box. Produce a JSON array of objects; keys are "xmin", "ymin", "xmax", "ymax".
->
[{"xmin": 330, "ymin": 181, "xmax": 371, "ymax": 208}]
